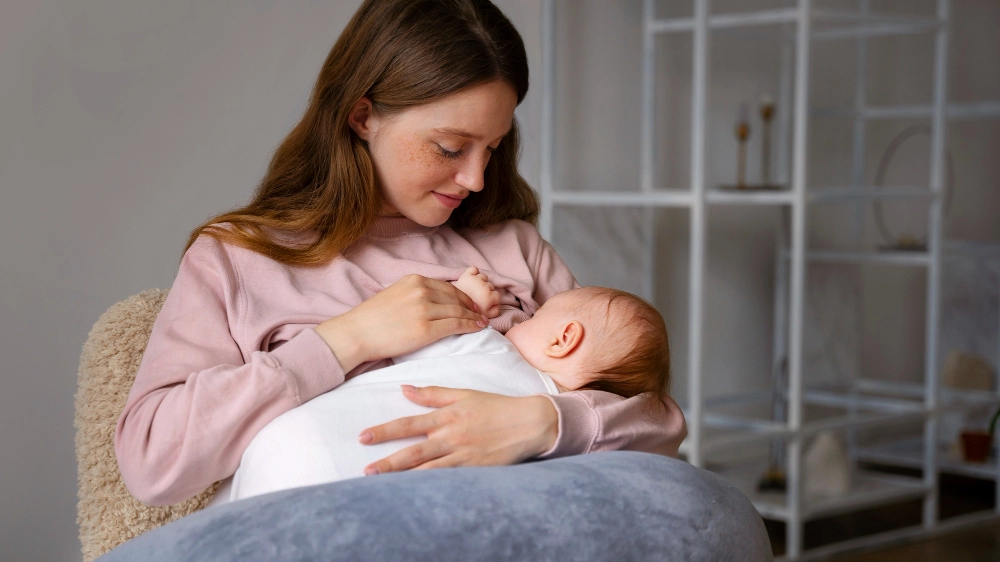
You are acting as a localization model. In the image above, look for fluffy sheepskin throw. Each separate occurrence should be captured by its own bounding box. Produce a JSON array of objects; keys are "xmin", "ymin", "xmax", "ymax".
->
[{"xmin": 75, "ymin": 288, "xmax": 217, "ymax": 561}]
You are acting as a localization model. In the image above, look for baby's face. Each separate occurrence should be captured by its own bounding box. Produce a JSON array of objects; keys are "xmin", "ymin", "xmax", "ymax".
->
[
  {"xmin": 505, "ymin": 289, "xmax": 603, "ymax": 391},
  {"xmin": 505, "ymin": 291, "xmax": 576, "ymax": 350}
]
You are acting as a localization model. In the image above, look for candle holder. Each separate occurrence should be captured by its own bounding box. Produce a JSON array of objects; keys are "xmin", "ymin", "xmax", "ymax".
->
[
  {"xmin": 736, "ymin": 103, "xmax": 750, "ymax": 189},
  {"xmin": 719, "ymin": 96, "xmax": 787, "ymax": 192},
  {"xmin": 760, "ymin": 95, "xmax": 775, "ymax": 186}
]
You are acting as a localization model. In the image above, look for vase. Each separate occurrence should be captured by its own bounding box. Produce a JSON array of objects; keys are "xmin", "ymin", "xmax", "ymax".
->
[{"xmin": 960, "ymin": 430, "xmax": 992, "ymax": 463}]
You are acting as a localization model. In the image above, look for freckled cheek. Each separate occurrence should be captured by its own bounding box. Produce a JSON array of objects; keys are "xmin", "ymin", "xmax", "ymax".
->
[{"xmin": 402, "ymin": 147, "xmax": 455, "ymax": 189}]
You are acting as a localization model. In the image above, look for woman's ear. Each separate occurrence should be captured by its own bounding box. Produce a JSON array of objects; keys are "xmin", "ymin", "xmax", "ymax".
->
[
  {"xmin": 544, "ymin": 320, "xmax": 584, "ymax": 359},
  {"xmin": 347, "ymin": 97, "xmax": 377, "ymax": 141}
]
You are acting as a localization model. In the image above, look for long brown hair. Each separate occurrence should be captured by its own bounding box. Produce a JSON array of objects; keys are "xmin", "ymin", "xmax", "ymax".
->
[{"xmin": 183, "ymin": 0, "xmax": 537, "ymax": 266}]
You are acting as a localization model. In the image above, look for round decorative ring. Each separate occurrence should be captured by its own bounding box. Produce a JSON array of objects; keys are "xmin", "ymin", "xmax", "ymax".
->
[{"xmin": 872, "ymin": 124, "xmax": 954, "ymax": 250}]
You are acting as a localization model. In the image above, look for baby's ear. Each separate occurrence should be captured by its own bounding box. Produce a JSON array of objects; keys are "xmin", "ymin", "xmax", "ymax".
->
[{"xmin": 545, "ymin": 320, "xmax": 584, "ymax": 358}]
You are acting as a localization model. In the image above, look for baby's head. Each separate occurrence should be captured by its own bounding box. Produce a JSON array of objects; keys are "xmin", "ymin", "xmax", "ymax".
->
[{"xmin": 505, "ymin": 287, "xmax": 670, "ymax": 402}]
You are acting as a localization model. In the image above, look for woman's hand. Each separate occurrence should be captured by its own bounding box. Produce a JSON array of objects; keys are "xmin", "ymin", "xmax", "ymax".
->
[
  {"xmin": 314, "ymin": 274, "xmax": 487, "ymax": 373},
  {"xmin": 357, "ymin": 385, "xmax": 559, "ymax": 474}
]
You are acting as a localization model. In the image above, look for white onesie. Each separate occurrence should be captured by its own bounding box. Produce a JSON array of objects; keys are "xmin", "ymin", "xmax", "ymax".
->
[{"xmin": 216, "ymin": 327, "xmax": 558, "ymax": 503}]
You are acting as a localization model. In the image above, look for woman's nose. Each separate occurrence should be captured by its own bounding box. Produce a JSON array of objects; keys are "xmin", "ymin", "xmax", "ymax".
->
[{"xmin": 454, "ymin": 154, "xmax": 488, "ymax": 193}]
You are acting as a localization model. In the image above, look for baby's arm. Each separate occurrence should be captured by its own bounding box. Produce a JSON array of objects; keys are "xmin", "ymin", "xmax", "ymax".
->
[{"xmin": 454, "ymin": 266, "xmax": 501, "ymax": 319}]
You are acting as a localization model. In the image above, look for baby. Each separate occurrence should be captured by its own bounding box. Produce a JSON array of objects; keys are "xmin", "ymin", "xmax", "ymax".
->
[
  {"xmin": 218, "ymin": 267, "xmax": 670, "ymax": 503},
  {"xmin": 455, "ymin": 266, "xmax": 670, "ymax": 401}
]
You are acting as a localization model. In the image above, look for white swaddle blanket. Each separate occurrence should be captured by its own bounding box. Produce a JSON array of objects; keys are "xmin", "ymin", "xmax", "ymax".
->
[{"xmin": 223, "ymin": 327, "xmax": 558, "ymax": 502}]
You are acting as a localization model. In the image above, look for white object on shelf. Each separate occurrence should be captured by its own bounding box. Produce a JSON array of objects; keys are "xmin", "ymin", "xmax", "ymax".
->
[
  {"xmin": 714, "ymin": 460, "xmax": 928, "ymax": 522},
  {"xmin": 803, "ymin": 431, "xmax": 852, "ymax": 500}
]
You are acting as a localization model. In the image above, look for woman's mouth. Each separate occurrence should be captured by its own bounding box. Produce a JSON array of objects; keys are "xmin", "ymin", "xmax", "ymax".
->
[{"xmin": 432, "ymin": 192, "xmax": 464, "ymax": 209}]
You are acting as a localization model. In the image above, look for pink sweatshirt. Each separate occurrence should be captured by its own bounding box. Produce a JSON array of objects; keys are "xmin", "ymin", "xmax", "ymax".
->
[{"xmin": 115, "ymin": 216, "xmax": 687, "ymax": 506}]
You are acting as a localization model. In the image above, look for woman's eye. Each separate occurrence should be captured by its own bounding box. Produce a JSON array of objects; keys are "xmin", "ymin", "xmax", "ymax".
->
[{"xmin": 437, "ymin": 145, "xmax": 462, "ymax": 160}]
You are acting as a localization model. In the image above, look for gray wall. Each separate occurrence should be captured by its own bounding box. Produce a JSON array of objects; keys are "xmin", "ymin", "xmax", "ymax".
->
[
  {"xmin": 1, "ymin": 1, "xmax": 998, "ymax": 560},
  {"xmin": 0, "ymin": 0, "xmax": 530, "ymax": 559}
]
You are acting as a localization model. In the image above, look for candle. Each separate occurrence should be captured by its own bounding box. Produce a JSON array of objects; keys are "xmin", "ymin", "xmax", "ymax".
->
[
  {"xmin": 760, "ymin": 95, "xmax": 775, "ymax": 185},
  {"xmin": 735, "ymin": 103, "xmax": 750, "ymax": 189}
]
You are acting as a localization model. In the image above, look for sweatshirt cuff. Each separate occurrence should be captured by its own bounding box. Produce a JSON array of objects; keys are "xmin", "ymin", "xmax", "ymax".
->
[
  {"xmin": 269, "ymin": 328, "xmax": 346, "ymax": 403},
  {"xmin": 537, "ymin": 392, "xmax": 600, "ymax": 459},
  {"xmin": 488, "ymin": 306, "xmax": 531, "ymax": 334}
]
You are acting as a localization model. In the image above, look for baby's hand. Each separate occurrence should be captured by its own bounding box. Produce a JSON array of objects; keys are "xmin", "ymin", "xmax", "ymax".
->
[{"xmin": 455, "ymin": 266, "xmax": 501, "ymax": 319}]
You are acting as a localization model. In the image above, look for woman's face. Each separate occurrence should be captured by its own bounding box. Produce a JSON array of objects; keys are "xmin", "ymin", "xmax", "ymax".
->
[{"xmin": 350, "ymin": 80, "xmax": 518, "ymax": 226}]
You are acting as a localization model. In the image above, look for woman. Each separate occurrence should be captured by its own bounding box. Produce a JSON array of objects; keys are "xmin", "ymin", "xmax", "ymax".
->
[{"xmin": 115, "ymin": 0, "xmax": 686, "ymax": 506}]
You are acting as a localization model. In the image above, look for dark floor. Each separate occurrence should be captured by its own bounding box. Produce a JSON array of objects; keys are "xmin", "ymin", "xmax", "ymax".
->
[
  {"xmin": 831, "ymin": 520, "xmax": 1000, "ymax": 562},
  {"xmin": 763, "ymin": 465, "xmax": 999, "ymax": 560}
]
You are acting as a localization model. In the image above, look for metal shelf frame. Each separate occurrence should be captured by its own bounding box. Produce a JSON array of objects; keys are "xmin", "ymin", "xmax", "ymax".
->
[{"xmin": 539, "ymin": 1, "xmax": 1000, "ymax": 559}]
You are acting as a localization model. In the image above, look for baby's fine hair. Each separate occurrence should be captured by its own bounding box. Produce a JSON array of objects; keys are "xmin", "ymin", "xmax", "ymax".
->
[{"xmin": 575, "ymin": 288, "xmax": 671, "ymax": 405}]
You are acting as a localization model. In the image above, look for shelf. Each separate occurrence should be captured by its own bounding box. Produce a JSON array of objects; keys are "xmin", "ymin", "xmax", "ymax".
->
[
  {"xmin": 812, "ymin": 100, "xmax": 1000, "ymax": 121},
  {"xmin": 807, "ymin": 250, "xmax": 931, "ymax": 266},
  {"xmin": 544, "ymin": 0, "xmax": 969, "ymax": 557},
  {"xmin": 714, "ymin": 461, "xmax": 930, "ymax": 521},
  {"xmin": 706, "ymin": 188, "xmax": 794, "ymax": 205},
  {"xmin": 808, "ymin": 187, "xmax": 938, "ymax": 203},
  {"xmin": 551, "ymin": 186, "xmax": 950, "ymax": 208},
  {"xmin": 680, "ymin": 381, "xmax": 997, "ymax": 456},
  {"xmin": 549, "ymin": 190, "xmax": 692, "ymax": 207},
  {"xmin": 649, "ymin": 9, "xmax": 941, "ymax": 41},
  {"xmin": 687, "ymin": 380, "xmax": 1000, "ymax": 414},
  {"xmin": 797, "ymin": 250, "xmax": 931, "ymax": 267},
  {"xmin": 802, "ymin": 388, "xmax": 925, "ymax": 414},
  {"xmin": 651, "ymin": 7, "xmax": 797, "ymax": 34},
  {"xmin": 690, "ymin": 410, "xmax": 930, "ymax": 456},
  {"xmin": 775, "ymin": 243, "xmax": 1000, "ymax": 267},
  {"xmin": 550, "ymin": 189, "xmax": 794, "ymax": 207},
  {"xmin": 854, "ymin": 378, "xmax": 1000, "ymax": 408},
  {"xmin": 942, "ymin": 240, "xmax": 1000, "ymax": 259},
  {"xmin": 857, "ymin": 437, "xmax": 1000, "ymax": 480}
]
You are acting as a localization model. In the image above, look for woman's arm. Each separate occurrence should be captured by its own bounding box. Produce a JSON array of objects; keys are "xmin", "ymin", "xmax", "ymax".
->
[
  {"xmin": 357, "ymin": 222, "xmax": 688, "ymax": 473},
  {"xmin": 357, "ymin": 386, "xmax": 558, "ymax": 474},
  {"xmin": 357, "ymin": 381, "xmax": 687, "ymax": 475},
  {"xmin": 538, "ymin": 391, "xmax": 687, "ymax": 458},
  {"xmin": 115, "ymin": 236, "xmax": 346, "ymax": 506},
  {"xmin": 116, "ymin": 237, "xmax": 486, "ymax": 505},
  {"xmin": 315, "ymin": 274, "xmax": 488, "ymax": 373}
]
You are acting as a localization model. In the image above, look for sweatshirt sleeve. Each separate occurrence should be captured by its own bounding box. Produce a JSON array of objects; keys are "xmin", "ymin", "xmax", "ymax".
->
[
  {"xmin": 522, "ymin": 222, "xmax": 688, "ymax": 459},
  {"xmin": 114, "ymin": 234, "xmax": 345, "ymax": 506},
  {"xmin": 528, "ymin": 232, "xmax": 582, "ymax": 303},
  {"xmin": 537, "ymin": 392, "xmax": 688, "ymax": 458}
]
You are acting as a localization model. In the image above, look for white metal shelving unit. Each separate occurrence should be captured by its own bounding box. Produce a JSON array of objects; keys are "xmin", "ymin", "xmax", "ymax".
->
[{"xmin": 539, "ymin": 1, "xmax": 1000, "ymax": 560}]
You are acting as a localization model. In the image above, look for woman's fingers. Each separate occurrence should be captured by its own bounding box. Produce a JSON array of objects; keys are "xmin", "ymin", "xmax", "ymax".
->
[
  {"xmin": 401, "ymin": 385, "xmax": 474, "ymax": 408},
  {"xmin": 358, "ymin": 387, "xmax": 472, "ymax": 445},
  {"xmin": 425, "ymin": 302, "xmax": 480, "ymax": 322},
  {"xmin": 359, "ymin": 411, "xmax": 439, "ymax": 446},
  {"xmin": 364, "ymin": 439, "xmax": 447, "ymax": 475},
  {"xmin": 411, "ymin": 455, "xmax": 464, "ymax": 471},
  {"xmin": 433, "ymin": 318, "xmax": 486, "ymax": 335},
  {"xmin": 361, "ymin": 392, "xmax": 560, "ymax": 476},
  {"xmin": 420, "ymin": 277, "xmax": 478, "ymax": 312},
  {"xmin": 320, "ymin": 273, "xmax": 493, "ymax": 365}
]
